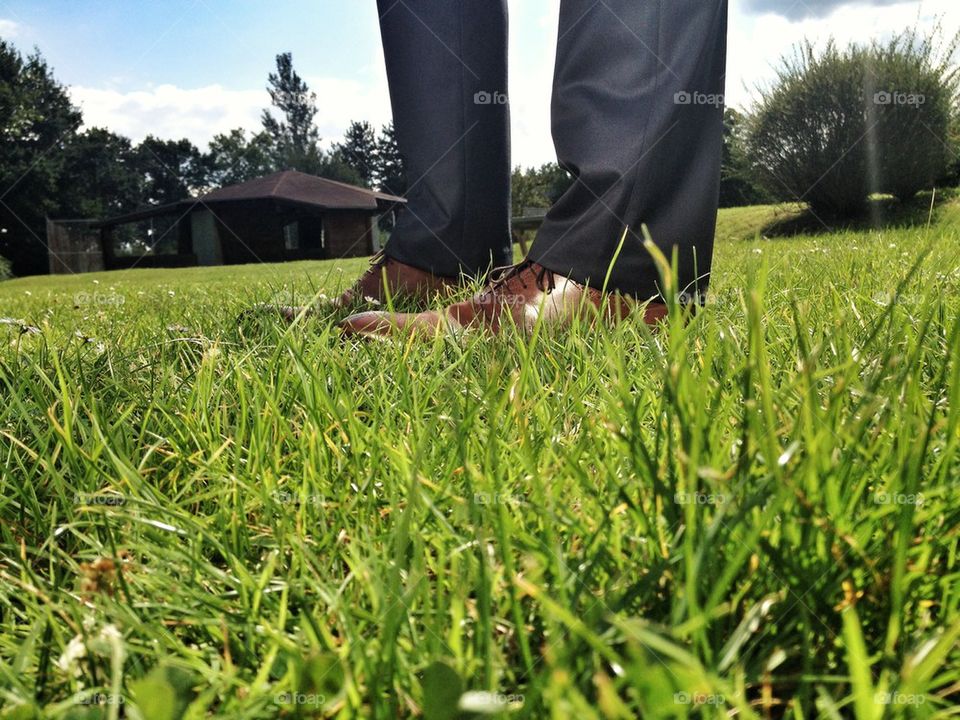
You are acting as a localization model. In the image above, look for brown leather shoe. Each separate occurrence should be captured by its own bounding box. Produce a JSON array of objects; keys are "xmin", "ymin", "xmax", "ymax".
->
[
  {"xmin": 261, "ymin": 252, "xmax": 461, "ymax": 321},
  {"xmin": 340, "ymin": 258, "xmax": 668, "ymax": 338},
  {"xmin": 335, "ymin": 251, "xmax": 461, "ymax": 307}
]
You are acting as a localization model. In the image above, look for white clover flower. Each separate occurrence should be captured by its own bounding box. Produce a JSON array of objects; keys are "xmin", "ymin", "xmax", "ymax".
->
[{"xmin": 56, "ymin": 635, "xmax": 87, "ymax": 677}]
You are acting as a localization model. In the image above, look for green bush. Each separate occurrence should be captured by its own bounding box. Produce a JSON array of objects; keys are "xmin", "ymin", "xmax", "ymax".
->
[
  {"xmin": 0, "ymin": 254, "xmax": 10, "ymax": 281},
  {"xmin": 870, "ymin": 30, "xmax": 959, "ymax": 200},
  {"xmin": 747, "ymin": 31, "xmax": 959, "ymax": 217}
]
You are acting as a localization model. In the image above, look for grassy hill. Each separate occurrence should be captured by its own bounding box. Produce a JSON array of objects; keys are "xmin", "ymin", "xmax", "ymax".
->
[{"xmin": 1, "ymin": 197, "xmax": 959, "ymax": 718}]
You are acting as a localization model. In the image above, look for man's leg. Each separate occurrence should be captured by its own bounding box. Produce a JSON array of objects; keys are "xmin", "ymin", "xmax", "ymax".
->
[
  {"xmin": 341, "ymin": 0, "xmax": 729, "ymax": 336},
  {"xmin": 377, "ymin": 0, "xmax": 513, "ymax": 279},
  {"xmin": 529, "ymin": 0, "xmax": 729, "ymax": 302}
]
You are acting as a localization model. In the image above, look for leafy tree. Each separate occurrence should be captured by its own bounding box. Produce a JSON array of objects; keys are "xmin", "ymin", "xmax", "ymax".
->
[
  {"xmin": 57, "ymin": 128, "xmax": 141, "ymax": 218},
  {"xmin": 510, "ymin": 163, "xmax": 574, "ymax": 217},
  {"xmin": 134, "ymin": 135, "xmax": 208, "ymax": 206},
  {"xmin": 333, "ymin": 121, "xmax": 379, "ymax": 187},
  {"xmin": 206, "ymin": 129, "xmax": 274, "ymax": 187},
  {"xmin": 511, "ymin": 167, "xmax": 547, "ymax": 217},
  {"xmin": 537, "ymin": 163, "xmax": 575, "ymax": 206},
  {"xmin": 0, "ymin": 40, "xmax": 81, "ymax": 276},
  {"xmin": 261, "ymin": 52, "xmax": 324, "ymax": 173},
  {"xmin": 719, "ymin": 109, "xmax": 769, "ymax": 208},
  {"xmin": 317, "ymin": 153, "xmax": 363, "ymax": 185}
]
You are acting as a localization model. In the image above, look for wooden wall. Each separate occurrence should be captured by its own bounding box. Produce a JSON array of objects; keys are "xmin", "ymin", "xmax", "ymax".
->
[{"xmin": 323, "ymin": 211, "xmax": 374, "ymax": 259}]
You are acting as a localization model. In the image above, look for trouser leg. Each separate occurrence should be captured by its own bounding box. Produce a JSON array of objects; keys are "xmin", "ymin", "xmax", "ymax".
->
[
  {"xmin": 529, "ymin": 0, "xmax": 729, "ymax": 301},
  {"xmin": 377, "ymin": 0, "xmax": 512, "ymax": 278}
]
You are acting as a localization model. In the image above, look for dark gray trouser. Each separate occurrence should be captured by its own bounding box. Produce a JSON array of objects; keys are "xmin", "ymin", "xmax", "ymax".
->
[{"xmin": 377, "ymin": 0, "xmax": 728, "ymax": 300}]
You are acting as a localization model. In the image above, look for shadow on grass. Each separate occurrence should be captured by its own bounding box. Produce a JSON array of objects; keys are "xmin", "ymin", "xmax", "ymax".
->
[{"xmin": 759, "ymin": 188, "xmax": 959, "ymax": 238}]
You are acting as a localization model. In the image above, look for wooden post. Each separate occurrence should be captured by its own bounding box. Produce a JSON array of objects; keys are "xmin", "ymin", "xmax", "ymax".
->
[{"xmin": 100, "ymin": 226, "xmax": 115, "ymax": 270}]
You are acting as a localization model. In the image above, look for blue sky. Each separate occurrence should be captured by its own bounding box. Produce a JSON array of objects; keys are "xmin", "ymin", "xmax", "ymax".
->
[{"xmin": 1, "ymin": 0, "xmax": 956, "ymax": 167}]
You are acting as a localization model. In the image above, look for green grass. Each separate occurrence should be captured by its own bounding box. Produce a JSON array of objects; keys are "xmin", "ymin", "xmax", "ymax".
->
[{"xmin": 1, "ymin": 199, "xmax": 959, "ymax": 719}]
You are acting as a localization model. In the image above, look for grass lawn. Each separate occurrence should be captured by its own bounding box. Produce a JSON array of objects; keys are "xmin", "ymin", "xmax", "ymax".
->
[{"xmin": 1, "ymin": 196, "xmax": 959, "ymax": 718}]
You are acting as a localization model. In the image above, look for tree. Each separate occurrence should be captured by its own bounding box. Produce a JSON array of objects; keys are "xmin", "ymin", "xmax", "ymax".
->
[
  {"xmin": 333, "ymin": 120, "xmax": 379, "ymax": 187},
  {"xmin": 317, "ymin": 153, "xmax": 364, "ymax": 185},
  {"xmin": 134, "ymin": 136, "xmax": 208, "ymax": 206},
  {"xmin": 537, "ymin": 163, "xmax": 574, "ymax": 206},
  {"xmin": 206, "ymin": 129, "xmax": 274, "ymax": 188},
  {"xmin": 0, "ymin": 40, "xmax": 81, "ymax": 276},
  {"xmin": 261, "ymin": 53, "xmax": 324, "ymax": 173},
  {"xmin": 510, "ymin": 163, "xmax": 574, "ymax": 217},
  {"xmin": 719, "ymin": 109, "xmax": 769, "ymax": 208},
  {"xmin": 511, "ymin": 167, "xmax": 546, "ymax": 217},
  {"xmin": 375, "ymin": 122, "xmax": 406, "ymax": 196},
  {"xmin": 57, "ymin": 128, "xmax": 141, "ymax": 218}
]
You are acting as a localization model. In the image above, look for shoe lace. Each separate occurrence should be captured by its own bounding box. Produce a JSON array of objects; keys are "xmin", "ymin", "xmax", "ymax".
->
[
  {"xmin": 357, "ymin": 250, "xmax": 389, "ymax": 280},
  {"xmin": 486, "ymin": 258, "xmax": 555, "ymax": 295}
]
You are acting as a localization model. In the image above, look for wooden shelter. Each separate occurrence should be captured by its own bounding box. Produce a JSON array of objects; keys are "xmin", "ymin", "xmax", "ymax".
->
[{"xmin": 63, "ymin": 171, "xmax": 405, "ymax": 273}]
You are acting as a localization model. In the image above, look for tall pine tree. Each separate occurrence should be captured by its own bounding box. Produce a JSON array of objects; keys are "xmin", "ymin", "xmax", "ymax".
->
[
  {"xmin": 375, "ymin": 123, "xmax": 406, "ymax": 196},
  {"xmin": 261, "ymin": 53, "xmax": 324, "ymax": 173}
]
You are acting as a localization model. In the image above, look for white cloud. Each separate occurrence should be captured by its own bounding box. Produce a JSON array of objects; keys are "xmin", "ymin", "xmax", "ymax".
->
[
  {"xmin": 68, "ymin": 76, "xmax": 393, "ymax": 150},
  {"xmin": 0, "ymin": 18, "xmax": 20, "ymax": 38},
  {"xmin": 745, "ymin": 0, "xmax": 906, "ymax": 20},
  {"xmin": 70, "ymin": 84, "xmax": 265, "ymax": 145},
  {"xmin": 726, "ymin": 0, "xmax": 960, "ymax": 110}
]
